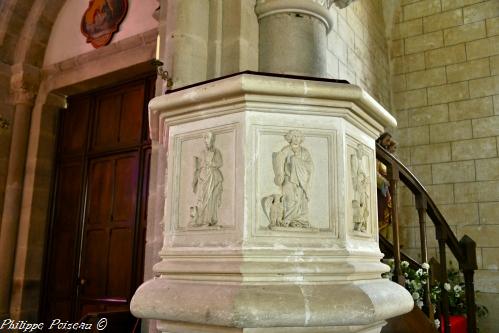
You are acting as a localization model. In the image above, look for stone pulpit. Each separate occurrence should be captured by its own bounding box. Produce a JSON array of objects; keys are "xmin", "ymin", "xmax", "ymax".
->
[{"xmin": 131, "ymin": 72, "xmax": 413, "ymax": 332}]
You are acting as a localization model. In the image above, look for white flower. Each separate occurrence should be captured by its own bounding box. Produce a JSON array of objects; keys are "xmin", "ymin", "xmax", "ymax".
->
[
  {"xmin": 412, "ymin": 292, "xmax": 420, "ymax": 300},
  {"xmin": 422, "ymin": 279, "xmax": 427, "ymax": 284},
  {"xmin": 401, "ymin": 261, "xmax": 409, "ymax": 268},
  {"xmin": 404, "ymin": 272, "xmax": 408, "ymax": 277},
  {"xmin": 411, "ymin": 280, "xmax": 422, "ymax": 290},
  {"xmin": 435, "ymin": 319, "xmax": 440, "ymax": 329},
  {"xmin": 416, "ymin": 268, "xmax": 423, "ymax": 276},
  {"xmin": 422, "ymin": 262, "xmax": 430, "ymax": 270},
  {"xmin": 454, "ymin": 285, "xmax": 462, "ymax": 293},
  {"xmin": 417, "ymin": 300, "xmax": 424, "ymax": 308},
  {"xmin": 444, "ymin": 283, "xmax": 451, "ymax": 291}
]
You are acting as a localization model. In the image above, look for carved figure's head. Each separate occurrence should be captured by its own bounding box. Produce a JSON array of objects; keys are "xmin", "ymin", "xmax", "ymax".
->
[
  {"xmin": 284, "ymin": 130, "xmax": 304, "ymax": 146},
  {"xmin": 356, "ymin": 143, "xmax": 365, "ymax": 158},
  {"xmin": 203, "ymin": 131, "xmax": 215, "ymax": 148}
]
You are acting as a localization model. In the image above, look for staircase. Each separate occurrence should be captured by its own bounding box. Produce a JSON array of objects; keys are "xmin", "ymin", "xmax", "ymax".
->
[{"xmin": 376, "ymin": 143, "xmax": 478, "ymax": 333}]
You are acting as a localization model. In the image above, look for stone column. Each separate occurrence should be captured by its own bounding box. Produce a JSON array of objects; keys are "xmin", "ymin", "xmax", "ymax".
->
[
  {"xmin": 255, "ymin": 0, "xmax": 358, "ymax": 77},
  {"xmin": 256, "ymin": 0, "xmax": 333, "ymax": 77},
  {"xmin": 131, "ymin": 73, "xmax": 413, "ymax": 333},
  {"xmin": 0, "ymin": 89, "xmax": 35, "ymax": 320},
  {"xmin": 0, "ymin": 63, "xmax": 39, "ymax": 320},
  {"xmin": 162, "ymin": 0, "xmax": 210, "ymax": 89}
]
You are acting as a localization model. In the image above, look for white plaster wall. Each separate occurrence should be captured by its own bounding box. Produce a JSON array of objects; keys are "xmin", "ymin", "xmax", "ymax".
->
[{"xmin": 43, "ymin": 0, "xmax": 158, "ymax": 66}]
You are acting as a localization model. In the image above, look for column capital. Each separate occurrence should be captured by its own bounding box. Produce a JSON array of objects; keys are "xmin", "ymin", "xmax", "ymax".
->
[
  {"xmin": 255, "ymin": 0, "xmax": 334, "ymax": 31},
  {"xmin": 332, "ymin": 0, "xmax": 357, "ymax": 9},
  {"xmin": 9, "ymin": 63, "xmax": 41, "ymax": 106},
  {"xmin": 314, "ymin": 0, "xmax": 358, "ymax": 9},
  {"xmin": 9, "ymin": 88, "xmax": 36, "ymax": 106}
]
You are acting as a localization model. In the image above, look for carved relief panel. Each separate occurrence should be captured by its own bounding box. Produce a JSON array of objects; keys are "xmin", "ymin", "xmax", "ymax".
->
[
  {"xmin": 346, "ymin": 136, "xmax": 375, "ymax": 238},
  {"xmin": 252, "ymin": 126, "xmax": 338, "ymax": 239},
  {"xmin": 261, "ymin": 130, "xmax": 314, "ymax": 231},
  {"xmin": 169, "ymin": 125, "xmax": 237, "ymax": 234}
]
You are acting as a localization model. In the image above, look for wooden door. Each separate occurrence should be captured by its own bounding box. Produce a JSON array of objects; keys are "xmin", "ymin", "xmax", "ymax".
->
[
  {"xmin": 41, "ymin": 76, "xmax": 154, "ymax": 323},
  {"xmin": 78, "ymin": 152, "xmax": 139, "ymax": 315}
]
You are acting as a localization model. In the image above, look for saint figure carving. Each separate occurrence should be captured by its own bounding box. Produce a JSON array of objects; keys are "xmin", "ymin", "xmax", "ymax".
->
[
  {"xmin": 351, "ymin": 144, "xmax": 370, "ymax": 232},
  {"xmin": 190, "ymin": 132, "xmax": 223, "ymax": 226},
  {"xmin": 262, "ymin": 130, "xmax": 314, "ymax": 229}
]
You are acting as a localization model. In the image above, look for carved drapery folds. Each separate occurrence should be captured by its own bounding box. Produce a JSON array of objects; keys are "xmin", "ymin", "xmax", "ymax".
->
[
  {"xmin": 190, "ymin": 131, "xmax": 224, "ymax": 227},
  {"xmin": 262, "ymin": 130, "xmax": 314, "ymax": 230},
  {"xmin": 350, "ymin": 143, "xmax": 370, "ymax": 233}
]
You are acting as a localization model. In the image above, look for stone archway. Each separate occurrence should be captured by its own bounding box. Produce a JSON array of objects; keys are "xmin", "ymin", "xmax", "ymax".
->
[{"xmin": 0, "ymin": 0, "xmax": 159, "ymax": 320}]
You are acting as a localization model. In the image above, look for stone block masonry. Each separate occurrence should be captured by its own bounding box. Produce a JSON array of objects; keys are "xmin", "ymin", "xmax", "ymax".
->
[{"xmin": 390, "ymin": 0, "xmax": 499, "ymax": 331}]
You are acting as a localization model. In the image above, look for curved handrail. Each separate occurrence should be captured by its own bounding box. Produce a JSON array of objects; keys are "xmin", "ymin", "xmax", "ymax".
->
[
  {"xmin": 376, "ymin": 143, "xmax": 478, "ymax": 333},
  {"xmin": 376, "ymin": 144, "xmax": 465, "ymax": 263}
]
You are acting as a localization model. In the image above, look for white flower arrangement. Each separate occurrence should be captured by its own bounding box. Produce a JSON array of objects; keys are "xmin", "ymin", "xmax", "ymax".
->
[
  {"xmin": 384, "ymin": 260, "xmax": 488, "ymax": 320},
  {"xmin": 382, "ymin": 260, "xmax": 489, "ymax": 321}
]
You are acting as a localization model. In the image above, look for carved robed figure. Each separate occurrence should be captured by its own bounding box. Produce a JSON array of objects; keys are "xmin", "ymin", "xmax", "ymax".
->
[
  {"xmin": 262, "ymin": 130, "xmax": 314, "ymax": 229},
  {"xmin": 351, "ymin": 144, "xmax": 370, "ymax": 232},
  {"xmin": 191, "ymin": 132, "xmax": 223, "ymax": 226}
]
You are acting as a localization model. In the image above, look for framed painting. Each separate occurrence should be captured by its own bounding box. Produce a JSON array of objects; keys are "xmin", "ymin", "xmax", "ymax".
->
[{"xmin": 81, "ymin": 0, "xmax": 128, "ymax": 48}]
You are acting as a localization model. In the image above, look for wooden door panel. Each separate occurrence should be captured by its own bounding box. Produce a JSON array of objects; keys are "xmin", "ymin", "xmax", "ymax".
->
[
  {"xmin": 107, "ymin": 228, "xmax": 133, "ymax": 297},
  {"xmin": 44, "ymin": 76, "xmax": 153, "ymax": 323},
  {"xmin": 113, "ymin": 155, "xmax": 139, "ymax": 223},
  {"xmin": 55, "ymin": 163, "xmax": 84, "ymax": 229},
  {"xmin": 44, "ymin": 161, "xmax": 84, "ymax": 320},
  {"xmin": 136, "ymin": 148, "xmax": 151, "ymax": 282},
  {"xmin": 87, "ymin": 159, "xmax": 114, "ymax": 223},
  {"xmin": 92, "ymin": 83, "xmax": 146, "ymax": 151},
  {"xmin": 119, "ymin": 85, "xmax": 144, "ymax": 145},
  {"xmin": 50, "ymin": 231, "xmax": 74, "ymax": 294},
  {"xmin": 60, "ymin": 97, "xmax": 90, "ymax": 155},
  {"xmin": 80, "ymin": 153, "xmax": 139, "ymax": 309},
  {"xmin": 92, "ymin": 93, "xmax": 121, "ymax": 151},
  {"xmin": 81, "ymin": 229, "xmax": 108, "ymax": 297}
]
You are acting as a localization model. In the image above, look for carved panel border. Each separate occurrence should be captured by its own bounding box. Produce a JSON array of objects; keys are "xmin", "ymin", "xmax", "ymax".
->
[
  {"xmin": 169, "ymin": 123, "xmax": 238, "ymax": 235},
  {"xmin": 345, "ymin": 135, "xmax": 376, "ymax": 239},
  {"xmin": 250, "ymin": 125, "xmax": 338, "ymax": 239}
]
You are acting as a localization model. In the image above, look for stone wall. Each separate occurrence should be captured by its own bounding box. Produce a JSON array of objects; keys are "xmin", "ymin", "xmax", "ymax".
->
[
  {"xmin": 326, "ymin": 0, "xmax": 391, "ymax": 108},
  {"xmin": 389, "ymin": 0, "xmax": 499, "ymax": 331}
]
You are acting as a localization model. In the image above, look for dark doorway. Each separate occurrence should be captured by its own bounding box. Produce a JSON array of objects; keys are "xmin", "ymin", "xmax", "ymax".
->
[{"xmin": 41, "ymin": 75, "xmax": 154, "ymax": 323}]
